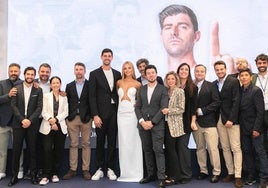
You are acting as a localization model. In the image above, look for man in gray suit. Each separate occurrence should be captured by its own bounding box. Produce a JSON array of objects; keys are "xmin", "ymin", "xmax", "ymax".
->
[{"xmin": 135, "ymin": 65, "xmax": 168, "ymax": 188}]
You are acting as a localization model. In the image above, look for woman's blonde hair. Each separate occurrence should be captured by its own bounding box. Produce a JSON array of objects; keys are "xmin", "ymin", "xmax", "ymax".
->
[
  {"xmin": 121, "ymin": 61, "xmax": 136, "ymax": 80},
  {"xmin": 164, "ymin": 71, "xmax": 180, "ymax": 88}
]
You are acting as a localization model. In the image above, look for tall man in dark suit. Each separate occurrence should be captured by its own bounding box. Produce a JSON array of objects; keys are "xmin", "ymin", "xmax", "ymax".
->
[
  {"xmin": 213, "ymin": 60, "xmax": 242, "ymax": 185},
  {"xmin": 135, "ymin": 65, "xmax": 168, "ymax": 188},
  {"xmin": 136, "ymin": 58, "xmax": 164, "ymax": 85},
  {"xmin": 89, "ymin": 48, "xmax": 121, "ymax": 181},
  {"xmin": 239, "ymin": 68, "xmax": 268, "ymax": 188},
  {"xmin": 63, "ymin": 62, "xmax": 92, "ymax": 180},
  {"xmin": 8, "ymin": 67, "xmax": 43, "ymax": 186},
  {"xmin": 0, "ymin": 63, "xmax": 24, "ymax": 180},
  {"xmin": 192, "ymin": 65, "xmax": 224, "ymax": 184}
]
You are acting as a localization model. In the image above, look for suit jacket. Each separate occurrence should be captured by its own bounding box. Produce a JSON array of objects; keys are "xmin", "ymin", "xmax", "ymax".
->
[
  {"xmin": 137, "ymin": 76, "xmax": 164, "ymax": 85},
  {"xmin": 167, "ymin": 86, "xmax": 185, "ymax": 137},
  {"xmin": 66, "ymin": 79, "xmax": 91, "ymax": 123},
  {"xmin": 196, "ymin": 80, "xmax": 221, "ymax": 127},
  {"xmin": 39, "ymin": 92, "xmax": 68, "ymax": 135},
  {"xmin": 135, "ymin": 83, "xmax": 168, "ymax": 129},
  {"xmin": 0, "ymin": 79, "xmax": 23, "ymax": 127},
  {"xmin": 11, "ymin": 83, "xmax": 43, "ymax": 128},
  {"xmin": 213, "ymin": 75, "xmax": 240, "ymax": 125},
  {"xmin": 239, "ymin": 83, "xmax": 264, "ymax": 135},
  {"xmin": 89, "ymin": 67, "xmax": 121, "ymax": 119}
]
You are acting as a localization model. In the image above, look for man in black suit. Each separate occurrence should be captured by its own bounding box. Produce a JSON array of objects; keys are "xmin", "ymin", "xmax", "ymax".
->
[
  {"xmin": 136, "ymin": 58, "xmax": 164, "ymax": 85},
  {"xmin": 135, "ymin": 65, "xmax": 168, "ymax": 188},
  {"xmin": 213, "ymin": 60, "xmax": 242, "ymax": 185},
  {"xmin": 239, "ymin": 68, "xmax": 268, "ymax": 188},
  {"xmin": 0, "ymin": 63, "xmax": 23, "ymax": 180},
  {"xmin": 63, "ymin": 62, "xmax": 92, "ymax": 180},
  {"xmin": 192, "ymin": 64, "xmax": 223, "ymax": 184},
  {"xmin": 89, "ymin": 48, "xmax": 121, "ymax": 181},
  {"xmin": 9, "ymin": 67, "xmax": 43, "ymax": 186}
]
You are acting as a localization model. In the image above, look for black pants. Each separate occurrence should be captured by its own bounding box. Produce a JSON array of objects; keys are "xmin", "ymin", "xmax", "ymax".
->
[
  {"xmin": 95, "ymin": 105, "xmax": 117, "ymax": 171},
  {"xmin": 12, "ymin": 127, "xmax": 38, "ymax": 176},
  {"xmin": 42, "ymin": 130, "xmax": 66, "ymax": 178}
]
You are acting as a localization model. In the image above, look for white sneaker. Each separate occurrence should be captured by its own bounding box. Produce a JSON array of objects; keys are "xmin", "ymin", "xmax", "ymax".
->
[
  {"xmin": 39, "ymin": 177, "xmax": 49, "ymax": 185},
  {"xmin": 91, "ymin": 168, "xmax": 104, "ymax": 181},
  {"xmin": 17, "ymin": 171, "xmax": 23, "ymax": 179},
  {"xmin": 51, "ymin": 175, "xmax": 59, "ymax": 183},
  {"xmin": 107, "ymin": 168, "xmax": 117, "ymax": 180},
  {"xmin": 0, "ymin": 173, "xmax": 6, "ymax": 180}
]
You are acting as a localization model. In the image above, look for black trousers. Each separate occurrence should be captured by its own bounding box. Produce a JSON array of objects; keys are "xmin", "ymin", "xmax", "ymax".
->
[
  {"xmin": 12, "ymin": 126, "xmax": 38, "ymax": 176},
  {"xmin": 95, "ymin": 105, "xmax": 117, "ymax": 171},
  {"xmin": 42, "ymin": 130, "xmax": 66, "ymax": 178}
]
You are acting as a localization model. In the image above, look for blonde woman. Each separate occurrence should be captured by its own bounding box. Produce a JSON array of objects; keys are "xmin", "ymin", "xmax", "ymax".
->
[
  {"xmin": 116, "ymin": 61, "xmax": 143, "ymax": 182},
  {"xmin": 162, "ymin": 71, "xmax": 185, "ymax": 185}
]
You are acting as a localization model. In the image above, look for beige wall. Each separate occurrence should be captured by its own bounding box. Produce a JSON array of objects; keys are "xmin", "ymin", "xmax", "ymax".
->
[{"xmin": 0, "ymin": 0, "xmax": 7, "ymax": 79}]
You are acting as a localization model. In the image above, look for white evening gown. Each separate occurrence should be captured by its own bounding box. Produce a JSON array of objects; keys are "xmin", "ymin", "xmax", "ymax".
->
[{"xmin": 117, "ymin": 87, "xmax": 143, "ymax": 182}]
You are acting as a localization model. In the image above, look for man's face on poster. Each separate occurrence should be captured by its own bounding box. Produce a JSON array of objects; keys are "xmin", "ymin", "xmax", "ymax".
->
[{"xmin": 161, "ymin": 13, "xmax": 199, "ymax": 58}]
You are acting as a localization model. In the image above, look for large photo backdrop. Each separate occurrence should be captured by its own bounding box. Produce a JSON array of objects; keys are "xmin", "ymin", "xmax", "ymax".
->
[{"xmin": 7, "ymin": 0, "xmax": 268, "ymax": 85}]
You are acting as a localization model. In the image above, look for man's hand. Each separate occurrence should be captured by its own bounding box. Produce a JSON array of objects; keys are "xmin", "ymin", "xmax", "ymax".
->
[
  {"xmin": 141, "ymin": 121, "xmax": 153, "ymax": 130},
  {"xmin": 225, "ymin": 120, "xmax": 233, "ymax": 128},
  {"xmin": 8, "ymin": 87, "xmax": 17, "ymax": 97},
  {"xmin": 211, "ymin": 22, "xmax": 235, "ymax": 74},
  {"xmin": 21, "ymin": 119, "xmax": 31, "ymax": 128},
  {"xmin": 252, "ymin": 130, "xmax": 260, "ymax": 138},
  {"xmin": 93, "ymin": 115, "xmax": 103, "ymax": 128}
]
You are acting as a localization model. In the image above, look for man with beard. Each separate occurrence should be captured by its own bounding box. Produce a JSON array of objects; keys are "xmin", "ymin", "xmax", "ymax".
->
[
  {"xmin": 135, "ymin": 65, "xmax": 168, "ymax": 188},
  {"xmin": 62, "ymin": 62, "xmax": 92, "ymax": 180},
  {"xmin": 89, "ymin": 48, "xmax": 121, "ymax": 181},
  {"xmin": 23, "ymin": 63, "xmax": 52, "ymax": 180},
  {"xmin": 252, "ymin": 54, "xmax": 268, "ymax": 156},
  {"xmin": 8, "ymin": 67, "xmax": 43, "ymax": 186},
  {"xmin": 0, "ymin": 63, "xmax": 24, "ymax": 180}
]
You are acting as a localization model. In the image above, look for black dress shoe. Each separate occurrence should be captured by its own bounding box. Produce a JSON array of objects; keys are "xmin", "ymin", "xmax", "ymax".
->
[
  {"xmin": 31, "ymin": 175, "xmax": 38, "ymax": 185},
  {"xmin": 139, "ymin": 176, "xmax": 156, "ymax": 184},
  {"xmin": 23, "ymin": 170, "xmax": 32, "ymax": 180},
  {"xmin": 210, "ymin": 175, "xmax": 219, "ymax": 183},
  {"xmin": 197, "ymin": 173, "xmax": 209, "ymax": 180},
  {"xmin": 179, "ymin": 178, "xmax": 191, "ymax": 184},
  {"xmin": 158, "ymin": 180, "xmax": 165, "ymax": 188},
  {"xmin": 8, "ymin": 176, "xmax": 18, "ymax": 187}
]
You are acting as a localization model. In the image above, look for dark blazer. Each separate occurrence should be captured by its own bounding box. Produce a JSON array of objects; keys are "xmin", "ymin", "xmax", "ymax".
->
[
  {"xmin": 0, "ymin": 79, "xmax": 23, "ymax": 127},
  {"xmin": 65, "ymin": 79, "xmax": 91, "ymax": 123},
  {"xmin": 239, "ymin": 83, "xmax": 264, "ymax": 135},
  {"xmin": 196, "ymin": 80, "xmax": 221, "ymax": 127},
  {"xmin": 11, "ymin": 83, "xmax": 43, "ymax": 128},
  {"xmin": 137, "ymin": 76, "xmax": 164, "ymax": 85},
  {"xmin": 183, "ymin": 84, "xmax": 198, "ymax": 133},
  {"xmin": 135, "ymin": 83, "xmax": 168, "ymax": 128},
  {"xmin": 88, "ymin": 67, "xmax": 121, "ymax": 119},
  {"xmin": 213, "ymin": 75, "xmax": 240, "ymax": 125}
]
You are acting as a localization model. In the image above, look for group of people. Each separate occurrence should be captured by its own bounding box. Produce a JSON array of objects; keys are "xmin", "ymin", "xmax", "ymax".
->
[{"xmin": 0, "ymin": 2, "xmax": 267, "ymax": 188}]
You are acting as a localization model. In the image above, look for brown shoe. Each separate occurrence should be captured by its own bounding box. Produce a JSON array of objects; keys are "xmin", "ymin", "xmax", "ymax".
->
[
  {"xmin": 234, "ymin": 178, "xmax": 243, "ymax": 188},
  {"xmin": 62, "ymin": 170, "xmax": 76, "ymax": 180},
  {"xmin": 222, "ymin": 174, "xmax": 234, "ymax": 182},
  {"xmin": 83, "ymin": 170, "xmax": 91, "ymax": 180}
]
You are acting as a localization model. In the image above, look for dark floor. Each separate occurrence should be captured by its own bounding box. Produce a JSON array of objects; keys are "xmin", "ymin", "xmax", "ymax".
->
[{"xmin": 0, "ymin": 176, "xmax": 258, "ymax": 188}]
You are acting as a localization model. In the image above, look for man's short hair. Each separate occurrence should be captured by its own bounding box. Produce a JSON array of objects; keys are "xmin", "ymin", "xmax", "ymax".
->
[
  {"xmin": 159, "ymin": 4, "xmax": 198, "ymax": 31},
  {"xmin": 145, "ymin": 64, "xmax": 157, "ymax": 75},
  {"xmin": 255, "ymin": 53, "xmax": 268, "ymax": 63},
  {"xmin": 24, "ymin": 66, "xmax": 36, "ymax": 75},
  {"xmin": 74, "ymin": 62, "xmax": 86, "ymax": 70},
  {"xmin": 101, "ymin": 48, "xmax": 113, "ymax": 56},
  {"xmin": 195, "ymin": 64, "xmax": 207, "ymax": 73},
  {"xmin": 38, "ymin": 63, "xmax": 51, "ymax": 71},
  {"xmin": 9, "ymin": 63, "xmax": 20, "ymax": 69},
  {"xmin": 214, "ymin": 60, "xmax": 226, "ymax": 69},
  {"xmin": 239, "ymin": 68, "xmax": 252, "ymax": 76},
  {"xmin": 136, "ymin": 58, "xmax": 149, "ymax": 68}
]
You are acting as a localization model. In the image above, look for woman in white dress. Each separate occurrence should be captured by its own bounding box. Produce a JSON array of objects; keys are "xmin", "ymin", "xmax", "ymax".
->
[{"xmin": 116, "ymin": 61, "xmax": 143, "ymax": 182}]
